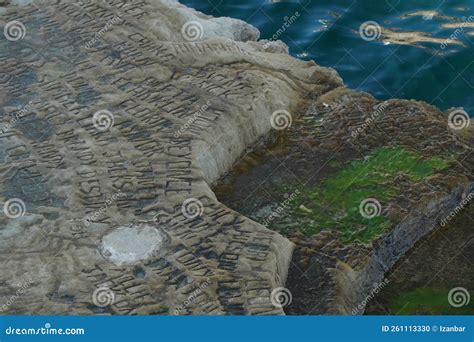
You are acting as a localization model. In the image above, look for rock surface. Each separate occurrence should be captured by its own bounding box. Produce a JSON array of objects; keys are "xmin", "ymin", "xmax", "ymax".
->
[
  {"xmin": 0, "ymin": 0, "xmax": 344, "ymax": 315},
  {"xmin": 214, "ymin": 75, "xmax": 473, "ymax": 314},
  {"xmin": 0, "ymin": 0, "xmax": 472, "ymax": 316}
]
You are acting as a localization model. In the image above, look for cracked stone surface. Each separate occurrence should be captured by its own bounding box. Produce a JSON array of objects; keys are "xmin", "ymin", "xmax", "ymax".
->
[
  {"xmin": 0, "ymin": 0, "xmax": 341, "ymax": 315},
  {"xmin": 0, "ymin": 0, "xmax": 472, "ymax": 316}
]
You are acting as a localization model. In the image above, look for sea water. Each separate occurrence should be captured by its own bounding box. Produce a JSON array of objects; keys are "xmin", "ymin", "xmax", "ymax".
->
[{"xmin": 181, "ymin": 0, "xmax": 474, "ymax": 116}]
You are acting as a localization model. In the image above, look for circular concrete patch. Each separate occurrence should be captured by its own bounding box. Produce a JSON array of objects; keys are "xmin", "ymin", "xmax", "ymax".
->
[{"xmin": 100, "ymin": 225, "xmax": 165, "ymax": 265}]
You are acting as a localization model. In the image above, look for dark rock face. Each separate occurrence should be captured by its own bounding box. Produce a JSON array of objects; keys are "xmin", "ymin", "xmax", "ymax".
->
[
  {"xmin": 365, "ymin": 201, "xmax": 474, "ymax": 315},
  {"xmin": 214, "ymin": 86, "xmax": 473, "ymax": 314},
  {"xmin": 339, "ymin": 183, "xmax": 474, "ymax": 315}
]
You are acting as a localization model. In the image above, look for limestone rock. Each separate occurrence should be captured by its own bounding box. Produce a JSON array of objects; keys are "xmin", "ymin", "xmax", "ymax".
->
[
  {"xmin": 1, "ymin": 0, "xmax": 469, "ymax": 317},
  {"xmin": 0, "ymin": 0, "xmax": 344, "ymax": 315}
]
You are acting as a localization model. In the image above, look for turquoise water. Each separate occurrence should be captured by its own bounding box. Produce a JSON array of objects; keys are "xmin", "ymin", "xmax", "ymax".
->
[{"xmin": 181, "ymin": 0, "xmax": 473, "ymax": 116}]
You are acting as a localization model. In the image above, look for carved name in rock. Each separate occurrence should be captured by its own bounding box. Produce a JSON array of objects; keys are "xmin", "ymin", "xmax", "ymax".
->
[{"xmin": 0, "ymin": 0, "xmax": 346, "ymax": 315}]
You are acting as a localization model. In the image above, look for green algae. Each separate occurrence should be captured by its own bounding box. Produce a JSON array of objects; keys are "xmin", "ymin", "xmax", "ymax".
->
[
  {"xmin": 386, "ymin": 288, "xmax": 474, "ymax": 315},
  {"xmin": 270, "ymin": 146, "xmax": 451, "ymax": 243}
]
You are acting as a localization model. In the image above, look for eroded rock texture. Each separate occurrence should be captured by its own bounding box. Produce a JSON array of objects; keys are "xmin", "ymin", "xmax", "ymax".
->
[
  {"xmin": 1, "ymin": 0, "xmax": 471, "ymax": 316},
  {"xmin": 0, "ymin": 0, "xmax": 344, "ymax": 315},
  {"xmin": 214, "ymin": 79, "xmax": 473, "ymax": 314}
]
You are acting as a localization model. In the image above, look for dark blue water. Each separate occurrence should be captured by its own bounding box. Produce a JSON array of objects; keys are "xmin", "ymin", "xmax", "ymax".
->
[{"xmin": 181, "ymin": 0, "xmax": 473, "ymax": 116}]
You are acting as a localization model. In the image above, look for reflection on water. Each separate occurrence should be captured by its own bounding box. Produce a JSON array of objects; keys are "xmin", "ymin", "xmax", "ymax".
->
[
  {"xmin": 378, "ymin": 27, "xmax": 465, "ymax": 48},
  {"xmin": 181, "ymin": 0, "xmax": 474, "ymax": 115}
]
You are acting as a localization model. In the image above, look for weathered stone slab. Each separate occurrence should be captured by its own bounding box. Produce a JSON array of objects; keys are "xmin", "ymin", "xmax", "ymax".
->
[{"xmin": 0, "ymin": 0, "xmax": 344, "ymax": 314}]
